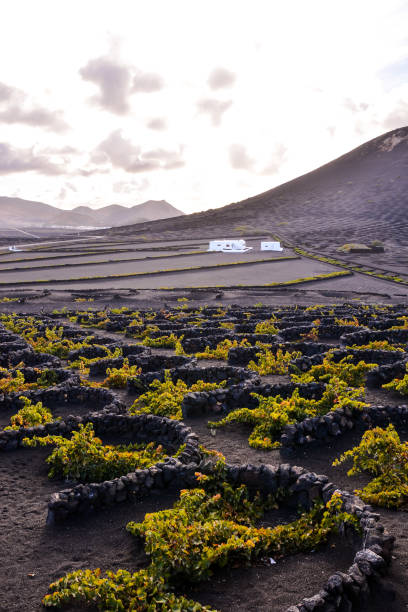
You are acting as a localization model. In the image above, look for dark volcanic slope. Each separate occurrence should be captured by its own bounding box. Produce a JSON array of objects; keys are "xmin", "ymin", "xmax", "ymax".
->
[{"xmin": 106, "ymin": 127, "xmax": 408, "ymax": 247}]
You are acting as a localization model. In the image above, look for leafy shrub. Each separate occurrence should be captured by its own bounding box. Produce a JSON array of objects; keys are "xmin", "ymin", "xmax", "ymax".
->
[
  {"xmin": 101, "ymin": 359, "xmax": 142, "ymax": 389},
  {"xmin": 335, "ymin": 316, "xmax": 360, "ymax": 326},
  {"xmin": 42, "ymin": 463, "xmax": 358, "ymax": 610},
  {"xmin": 209, "ymin": 379, "xmax": 367, "ymax": 449},
  {"xmin": 130, "ymin": 371, "xmax": 225, "ymax": 420},
  {"xmin": 0, "ymin": 369, "xmax": 32, "ymax": 393},
  {"xmin": 195, "ymin": 338, "xmax": 251, "ymax": 361},
  {"xmin": 127, "ymin": 483, "xmax": 358, "ymax": 583},
  {"xmin": 291, "ymin": 353, "xmax": 376, "ymax": 387},
  {"xmin": 248, "ymin": 347, "xmax": 301, "ymax": 375},
  {"xmin": 254, "ymin": 318, "xmax": 278, "ymax": 335},
  {"xmin": 69, "ymin": 346, "xmax": 123, "ymax": 369},
  {"xmin": 5, "ymin": 396, "xmax": 54, "ymax": 430},
  {"xmin": 333, "ymin": 425, "xmax": 408, "ymax": 508},
  {"xmin": 42, "ymin": 568, "xmax": 214, "ymax": 611},
  {"xmin": 346, "ymin": 340, "xmax": 404, "ymax": 352},
  {"xmin": 22, "ymin": 423, "xmax": 168, "ymax": 481},
  {"xmin": 382, "ymin": 363, "xmax": 408, "ymax": 395},
  {"xmin": 142, "ymin": 333, "xmax": 182, "ymax": 349}
]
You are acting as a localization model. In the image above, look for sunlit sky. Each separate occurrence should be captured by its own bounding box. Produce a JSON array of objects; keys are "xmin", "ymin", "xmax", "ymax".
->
[{"xmin": 0, "ymin": 0, "xmax": 407, "ymax": 213}]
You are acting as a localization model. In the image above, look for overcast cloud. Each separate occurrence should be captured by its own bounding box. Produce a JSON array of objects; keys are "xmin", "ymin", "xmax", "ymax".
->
[
  {"xmin": 208, "ymin": 67, "xmax": 236, "ymax": 90},
  {"xmin": 0, "ymin": 0, "xmax": 407, "ymax": 212},
  {"xmin": 0, "ymin": 81, "xmax": 67, "ymax": 131}
]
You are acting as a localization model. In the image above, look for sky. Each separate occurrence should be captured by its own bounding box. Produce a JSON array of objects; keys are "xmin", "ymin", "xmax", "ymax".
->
[{"xmin": 0, "ymin": 0, "xmax": 407, "ymax": 214}]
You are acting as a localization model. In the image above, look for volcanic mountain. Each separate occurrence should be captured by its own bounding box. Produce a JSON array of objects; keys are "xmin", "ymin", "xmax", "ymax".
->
[
  {"xmin": 106, "ymin": 127, "xmax": 408, "ymax": 249},
  {"xmin": 0, "ymin": 198, "xmax": 184, "ymax": 229}
]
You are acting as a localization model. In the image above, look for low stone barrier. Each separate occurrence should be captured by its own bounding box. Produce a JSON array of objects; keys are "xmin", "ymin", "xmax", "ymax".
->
[
  {"xmin": 0, "ymin": 379, "xmax": 123, "ymax": 414},
  {"xmin": 182, "ymin": 381, "xmax": 325, "ymax": 418},
  {"xmin": 130, "ymin": 365, "xmax": 259, "ymax": 391},
  {"xmin": 41, "ymin": 413, "xmax": 201, "ymax": 522},
  {"xmin": 281, "ymin": 403, "xmax": 408, "ymax": 448}
]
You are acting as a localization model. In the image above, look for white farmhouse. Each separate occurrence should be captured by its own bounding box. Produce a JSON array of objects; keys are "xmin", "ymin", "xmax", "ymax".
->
[
  {"xmin": 208, "ymin": 239, "xmax": 253, "ymax": 253},
  {"xmin": 261, "ymin": 241, "xmax": 283, "ymax": 252}
]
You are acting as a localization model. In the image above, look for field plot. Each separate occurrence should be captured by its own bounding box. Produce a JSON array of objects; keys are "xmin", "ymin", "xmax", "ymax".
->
[
  {"xmin": 1, "ymin": 302, "xmax": 407, "ymax": 611},
  {"xmin": 0, "ymin": 253, "xmax": 343, "ymax": 289},
  {"xmin": 0, "ymin": 249, "xmax": 203, "ymax": 270}
]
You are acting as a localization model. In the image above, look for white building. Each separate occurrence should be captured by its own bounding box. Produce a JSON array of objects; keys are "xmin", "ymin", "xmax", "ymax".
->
[
  {"xmin": 261, "ymin": 241, "xmax": 283, "ymax": 251},
  {"xmin": 208, "ymin": 239, "xmax": 253, "ymax": 253}
]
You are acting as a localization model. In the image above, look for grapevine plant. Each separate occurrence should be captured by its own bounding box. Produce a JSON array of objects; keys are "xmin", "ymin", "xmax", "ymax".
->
[
  {"xmin": 208, "ymin": 379, "xmax": 368, "ymax": 449},
  {"xmin": 382, "ymin": 363, "xmax": 408, "ymax": 395},
  {"xmin": 43, "ymin": 464, "xmax": 358, "ymax": 610},
  {"xmin": 248, "ymin": 346, "xmax": 301, "ymax": 375},
  {"xmin": 291, "ymin": 353, "xmax": 377, "ymax": 387},
  {"xmin": 5, "ymin": 396, "xmax": 54, "ymax": 430},
  {"xmin": 130, "ymin": 370, "xmax": 226, "ymax": 420},
  {"xmin": 22, "ymin": 423, "xmax": 169, "ymax": 482},
  {"xmin": 195, "ymin": 338, "xmax": 251, "ymax": 361},
  {"xmin": 333, "ymin": 425, "xmax": 408, "ymax": 508}
]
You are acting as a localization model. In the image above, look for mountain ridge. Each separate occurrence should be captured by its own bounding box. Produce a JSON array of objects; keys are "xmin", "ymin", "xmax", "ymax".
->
[
  {"xmin": 105, "ymin": 126, "xmax": 408, "ymax": 247},
  {"xmin": 0, "ymin": 198, "xmax": 184, "ymax": 228}
]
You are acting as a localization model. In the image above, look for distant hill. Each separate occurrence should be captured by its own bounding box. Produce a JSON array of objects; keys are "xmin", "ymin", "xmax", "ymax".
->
[
  {"xmin": 106, "ymin": 127, "xmax": 408, "ymax": 248},
  {"xmin": 0, "ymin": 198, "xmax": 184, "ymax": 229}
]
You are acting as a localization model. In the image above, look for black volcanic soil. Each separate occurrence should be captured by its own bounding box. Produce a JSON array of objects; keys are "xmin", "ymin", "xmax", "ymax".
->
[{"xmin": 1, "ymin": 306, "xmax": 408, "ymax": 611}]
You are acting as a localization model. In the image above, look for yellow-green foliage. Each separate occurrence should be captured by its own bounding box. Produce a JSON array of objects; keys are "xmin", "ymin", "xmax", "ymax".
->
[
  {"xmin": 248, "ymin": 347, "xmax": 301, "ymax": 375},
  {"xmin": 127, "ymin": 469, "xmax": 357, "ymax": 584},
  {"xmin": 300, "ymin": 319, "xmax": 320, "ymax": 341},
  {"xmin": 254, "ymin": 317, "xmax": 278, "ymax": 335},
  {"xmin": 382, "ymin": 363, "xmax": 408, "ymax": 395},
  {"xmin": 219, "ymin": 321, "xmax": 235, "ymax": 330},
  {"xmin": 347, "ymin": 340, "xmax": 404, "ymax": 352},
  {"xmin": 292, "ymin": 353, "xmax": 376, "ymax": 387},
  {"xmin": 42, "ymin": 568, "xmax": 215, "ymax": 611},
  {"xmin": 142, "ymin": 333, "xmax": 181, "ymax": 349},
  {"xmin": 0, "ymin": 314, "xmax": 87, "ymax": 358},
  {"xmin": 69, "ymin": 346, "xmax": 123, "ymax": 369},
  {"xmin": 335, "ymin": 316, "xmax": 360, "ymax": 327},
  {"xmin": 333, "ymin": 425, "xmax": 408, "ymax": 508},
  {"xmin": 42, "ymin": 467, "xmax": 357, "ymax": 609},
  {"xmin": 195, "ymin": 338, "xmax": 251, "ymax": 361},
  {"xmin": 23, "ymin": 423, "xmax": 168, "ymax": 481},
  {"xmin": 130, "ymin": 371, "xmax": 226, "ymax": 420},
  {"xmin": 101, "ymin": 359, "xmax": 142, "ymax": 389},
  {"xmin": 0, "ymin": 369, "xmax": 32, "ymax": 393},
  {"xmin": 209, "ymin": 379, "xmax": 367, "ymax": 449},
  {"xmin": 6, "ymin": 396, "xmax": 53, "ymax": 430}
]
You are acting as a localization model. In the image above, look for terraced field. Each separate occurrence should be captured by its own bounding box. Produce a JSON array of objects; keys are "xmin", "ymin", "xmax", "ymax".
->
[{"xmin": 1, "ymin": 302, "xmax": 408, "ymax": 611}]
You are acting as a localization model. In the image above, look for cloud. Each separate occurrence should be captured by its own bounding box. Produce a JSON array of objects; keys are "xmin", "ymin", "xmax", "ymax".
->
[
  {"xmin": 0, "ymin": 82, "xmax": 15, "ymax": 102},
  {"xmin": 79, "ymin": 56, "xmax": 131, "ymax": 115},
  {"xmin": 79, "ymin": 56, "xmax": 164, "ymax": 115},
  {"xmin": 132, "ymin": 71, "xmax": 164, "ymax": 93},
  {"xmin": 0, "ymin": 81, "xmax": 68, "ymax": 131},
  {"xmin": 96, "ymin": 130, "xmax": 184, "ymax": 172},
  {"xmin": 113, "ymin": 178, "xmax": 150, "ymax": 194},
  {"xmin": 0, "ymin": 142, "xmax": 64, "ymax": 175},
  {"xmin": 146, "ymin": 117, "xmax": 167, "ymax": 130},
  {"xmin": 197, "ymin": 98, "xmax": 232, "ymax": 126},
  {"xmin": 208, "ymin": 67, "xmax": 236, "ymax": 90},
  {"xmin": 260, "ymin": 144, "xmax": 288, "ymax": 175},
  {"xmin": 382, "ymin": 100, "xmax": 408, "ymax": 130},
  {"xmin": 229, "ymin": 144, "xmax": 254, "ymax": 170},
  {"xmin": 229, "ymin": 143, "xmax": 287, "ymax": 175},
  {"xmin": 343, "ymin": 98, "xmax": 370, "ymax": 113}
]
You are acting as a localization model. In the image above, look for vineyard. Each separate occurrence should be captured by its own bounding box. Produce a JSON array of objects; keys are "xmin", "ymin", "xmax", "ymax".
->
[{"xmin": 1, "ymin": 301, "xmax": 408, "ymax": 610}]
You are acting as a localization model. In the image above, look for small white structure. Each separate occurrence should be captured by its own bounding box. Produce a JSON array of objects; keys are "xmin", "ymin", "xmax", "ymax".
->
[
  {"xmin": 8, "ymin": 245, "xmax": 22, "ymax": 252},
  {"xmin": 261, "ymin": 241, "xmax": 283, "ymax": 252},
  {"xmin": 208, "ymin": 239, "xmax": 253, "ymax": 253}
]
